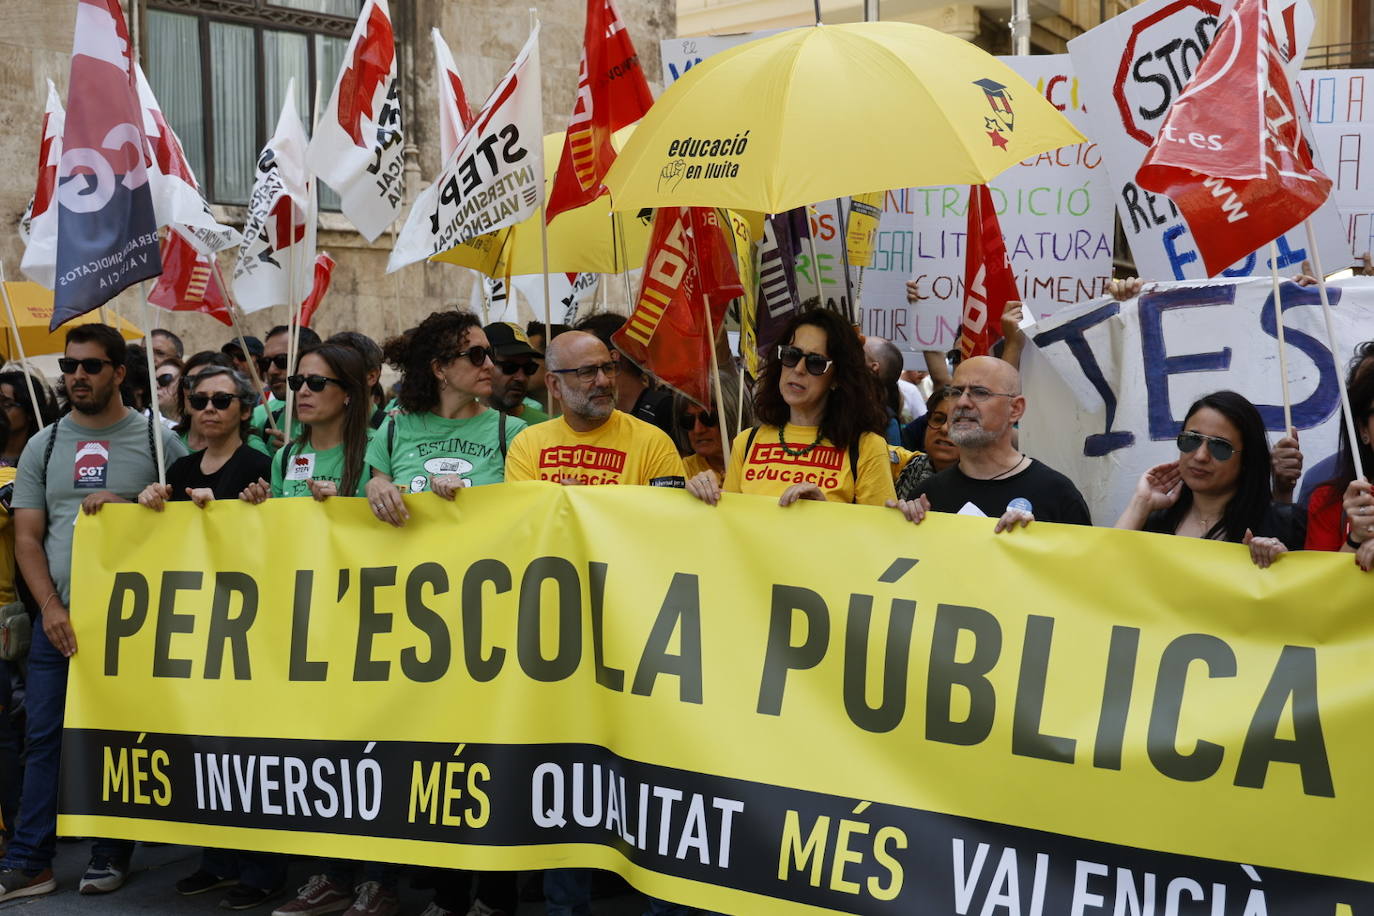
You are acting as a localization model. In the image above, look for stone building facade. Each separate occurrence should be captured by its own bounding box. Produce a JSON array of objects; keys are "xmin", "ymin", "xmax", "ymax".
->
[{"xmin": 0, "ymin": 0, "xmax": 675, "ymax": 356}]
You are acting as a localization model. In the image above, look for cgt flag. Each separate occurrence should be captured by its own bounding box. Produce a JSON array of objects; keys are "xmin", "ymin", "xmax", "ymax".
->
[
  {"xmin": 18, "ymin": 80, "xmax": 65, "ymax": 290},
  {"xmin": 51, "ymin": 0, "xmax": 162, "ymax": 330},
  {"xmin": 431, "ymin": 27, "xmax": 474, "ymax": 158},
  {"xmin": 389, "ymin": 25, "xmax": 543, "ymax": 272},
  {"xmin": 546, "ymin": 0, "xmax": 653, "ymax": 222},
  {"xmin": 308, "ymin": 0, "xmax": 404, "ymax": 242},
  {"xmin": 958, "ymin": 184, "xmax": 1019, "ymax": 359},
  {"xmin": 612, "ymin": 207, "xmax": 743, "ymax": 406},
  {"xmin": 233, "ymin": 81, "xmax": 316, "ymax": 314},
  {"xmin": 146, "ymin": 229, "xmax": 232, "ymax": 327},
  {"xmin": 1135, "ymin": 0, "xmax": 1331, "ymax": 277}
]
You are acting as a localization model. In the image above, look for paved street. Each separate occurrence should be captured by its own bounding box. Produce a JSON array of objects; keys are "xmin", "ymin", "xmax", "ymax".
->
[{"xmin": 0, "ymin": 843, "xmax": 647, "ymax": 915}]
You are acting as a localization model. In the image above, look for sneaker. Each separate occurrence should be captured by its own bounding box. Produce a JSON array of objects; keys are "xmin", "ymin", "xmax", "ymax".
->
[
  {"xmin": 177, "ymin": 869, "xmax": 237, "ymax": 896},
  {"xmin": 272, "ymin": 875, "xmax": 352, "ymax": 916},
  {"xmin": 221, "ymin": 883, "xmax": 283, "ymax": 910},
  {"xmin": 344, "ymin": 880, "xmax": 400, "ymax": 916},
  {"xmin": 419, "ymin": 905, "xmax": 457, "ymax": 916},
  {"xmin": 79, "ymin": 855, "xmax": 129, "ymax": 894},
  {"xmin": 0, "ymin": 867, "xmax": 57, "ymax": 902},
  {"xmin": 466, "ymin": 899, "xmax": 506, "ymax": 916}
]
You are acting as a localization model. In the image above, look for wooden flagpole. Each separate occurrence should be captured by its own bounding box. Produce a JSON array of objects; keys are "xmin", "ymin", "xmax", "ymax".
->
[
  {"xmin": 1304, "ymin": 220, "xmax": 1365, "ymax": 482},
  {"xmin": 139, "ymin": 281, "xmax": 168, "ymax": 485},
  {"xmin": 0, "ymin": 263, "xmax": 48, "ymax": 431},
  {"xmin": 1267, "ymin": 241, "xmax": 1294, "ymax": 434}
]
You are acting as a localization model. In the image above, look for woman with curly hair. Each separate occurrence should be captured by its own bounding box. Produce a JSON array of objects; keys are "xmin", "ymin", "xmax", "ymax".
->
[
  {"xmin": 687, "ymin": 309, "xmax": 918, "ymax": 516},
  {"xmin": 364, "ymin": 309, "xmax": 524, "ymax": 527}
]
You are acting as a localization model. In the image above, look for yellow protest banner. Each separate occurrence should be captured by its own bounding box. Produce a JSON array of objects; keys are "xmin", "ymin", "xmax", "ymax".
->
[{"xmin": 62, "ymin": 485, "xmax": 1374, "ymax": 912}]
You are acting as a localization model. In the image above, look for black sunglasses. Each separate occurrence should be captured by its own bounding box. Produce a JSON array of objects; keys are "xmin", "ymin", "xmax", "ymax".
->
[
  {"xmin": 777, "ymin": 345, "xmax": 832, "ymax": 376},
  {"xmin": 679, "ymin": 411, "xmax": 719, "ymax": 431},
  {"xmin": 288, "ymin": 374, "xmax": 345, "ymax": 393},
  {"xmin": 1177, "ymin": 431, "xmax": 1237, "ymax": 462},
  {"xmin": 451, "ymin": 346, "xmax": 496, "ymax": 367},
  {"xmin": 498, "ymin": 360, "xmax": 539, "ymax": 377},
  {"xmin": 58, "ymin": 357, "xmax": 114, "ymax": 375},
  {"xmin": 156, "ymin": 373, "xmax": 178, "ymax": 388},
  {"xmin": 188, "ymin": 392, "xmax": 239, "ymax": 411},
  {"xmin": 257, "ymin": 354, "xmax": 290, "ymax": 372}
]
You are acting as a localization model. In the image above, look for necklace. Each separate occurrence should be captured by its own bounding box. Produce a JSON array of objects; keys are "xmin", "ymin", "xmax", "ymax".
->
[
  {"xmin": 778, "ymin": 424, "xmax": 823, "ymax": 457},
  {"xmin": 985, "ymin": 453, "xmax": 1026, "ymax": 480}
]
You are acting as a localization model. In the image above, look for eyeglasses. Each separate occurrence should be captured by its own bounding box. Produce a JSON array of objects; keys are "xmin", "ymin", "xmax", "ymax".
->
[
  {"xmin": 1176, "ymin": 430, "xmax": 1237, "ymax": 462},
  {"xmin": 549, "ymin": 360, "xmax": 621, "ymax": 382},
  {"xmin": 257, "ymin": 354, "xmax": 289, "ymax": 372},
  {"xmin": 777, "ymin": 345, "xmax": 832, "ymax": 376},
  {"xmin": 948, "ymin": 385, "xmax": 1017, "ymax": 403},
  {"xmin": 452, "ymin": 346, "xmax": 496, "ymax": 367},
  {"xmin": 0, "ymin": 397, "xmax": 17, "ymax": 411},
  {"xmin": 156, "ymin": 373, "xmax": 178, "ymax": 388},
  {"xmin": 58, "ymin": 357, "xmax": 114, "ymax": 375},
  {"xmin": 498, "ymin": 360, "xmax": 539, "ymax": 377},
  {"xmin": 287, "ymin": 374, "xmax": 345, "ymax": 393},
  {"xmin": 188, "ymin": 392, "xmax": 239, "ymax": 411},
  {"xmin": 679, "ymin": 411, "xmax": 719, "ymax": 431},
  {"xmin": 927, "ymin": 411, "xmax": 950, "ymax": 429}
]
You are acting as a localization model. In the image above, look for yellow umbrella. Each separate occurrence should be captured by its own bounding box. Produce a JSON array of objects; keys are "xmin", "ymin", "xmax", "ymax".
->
[
  {"xmin": 603, "ymin": 22, "xmax": 1086, "ymax": 214},
  {"xmin": 0, "ymin": 281, "xmax": 144, "ymax": 360},
  {"xmin": 433, "ymin": 127, "xmax": 651, "ymax": 277}
]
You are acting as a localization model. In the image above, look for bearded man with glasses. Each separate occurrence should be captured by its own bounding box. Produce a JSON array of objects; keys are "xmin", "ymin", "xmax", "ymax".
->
[{"xmin": 907, "ymin": 355, "xmax": 1090, "ymax": 531}]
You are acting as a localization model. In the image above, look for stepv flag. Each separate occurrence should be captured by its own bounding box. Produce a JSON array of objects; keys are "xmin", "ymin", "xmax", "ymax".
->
[
  {"xmin": 958, "ymin": 184, "xmax": 1019, "ymax": 359},
  {"xmin": 545, "ymin": 0, "xmax": 653, "ymax": 222},
  {"xmin": 146, "ymin": 230, "xmax": 232, "ymax": 326},
  {"xmin": 307, "ymin": 0, "xmax": 404, "ymax": 241},
  {"xmin": 18, "ymin": 80, "xmax": 65, "ymax": 289},
  {"xmin": 612, "ymin": 207, "xmax": 743, "ymax": 406},
  {"xmin": 432, "ymin": 27, "xmax": 474, "ymax": 158},
  {"xmin": 233, "ymin": 81, "xmax": 316, "ymax": 314},
  {"xmin": 299, "ymin": 254, "xmax": 338, "ymax": 328},
  {"xmin": 51, "ymin": 0, "xmax": 161, "ymax": 330},
  {"xmin": 389, "ymin": 24, "xmax": 543, "ymax": 272},
  {"xmin": 1135, "ymin": 0, "xmax": 1331, "ymax": 277}
]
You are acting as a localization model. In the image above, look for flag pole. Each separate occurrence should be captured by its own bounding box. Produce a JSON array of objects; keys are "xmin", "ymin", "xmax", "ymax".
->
[
  {"xmin": 693, "ymin": 216, "xmax": 730, "ymax": 469},
  {"xmin": 803, "ymin": 208, "xmax": 824, "ymax": 308},
  {"xmin": 139, "ymin": 281, "xmax": 168, "ymax": 486},
  {"xmin": 1304, "ymin": 219, "xmax": 1365, "ymax": 482},
  {"xmin": 835, "ymin": 198, "xmax": 855, "ymax": 322},
  {"xmin": 1266, "ymin": 240, "xmax": 1294, "ymax": 434},
  {"xmin": 213, "ymin": 260, "xmax": 280, "ymax": 435},
  {"xmin": 0, "ymin": 263, "xmax": 48, "ymax": 431},
  {"xmin": 613, "ymin": 211, "xmax": 635, "ymax": 314}
]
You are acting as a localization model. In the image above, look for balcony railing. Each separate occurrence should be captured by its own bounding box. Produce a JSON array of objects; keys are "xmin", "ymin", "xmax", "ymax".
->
[{"xmin": 1304, "ymin": 41, "xmax": 1374, "ymax": 69}]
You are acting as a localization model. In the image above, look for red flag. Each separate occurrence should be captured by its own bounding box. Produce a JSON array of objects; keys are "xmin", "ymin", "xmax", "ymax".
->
[
  {"xmin": 958, "ymin": 185, "xmax": 1019, "ymax": 359},
  {"xmin": 1135, "ymin": 0, "xmax": 1331, "ymax": 276},
  {"xmin": 545, "ymin": 0, "xmax": 653, "ymax": 222},
  {"xmin": 612, "ymin": 208, "xmax": 743, "ymax": 406},
  {"xmin": 299, "ymin": 253, "xmax": 338, "ymax": 328},
  {"xmin": 147, "ymin": 229, "xmax": 232, "ymax": 326}
]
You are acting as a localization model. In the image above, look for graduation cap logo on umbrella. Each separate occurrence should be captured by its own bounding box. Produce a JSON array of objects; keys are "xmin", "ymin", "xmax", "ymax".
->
[{"xmin": 974, "ymin": 77, "xmax": 1015, "ymax": 150}]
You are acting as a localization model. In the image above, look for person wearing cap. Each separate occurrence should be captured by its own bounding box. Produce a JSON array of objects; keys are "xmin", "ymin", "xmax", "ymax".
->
[
  {"xmin": 483, "ymin": 322, "xmax": 550, "ymax": 426},
  {"xmin": 906, "ymin": 355, "xmax": 1090, "ymax": 531},
  {"xmin": 220, "ymin": 336, "xmax": 264, "ymax": 383}
]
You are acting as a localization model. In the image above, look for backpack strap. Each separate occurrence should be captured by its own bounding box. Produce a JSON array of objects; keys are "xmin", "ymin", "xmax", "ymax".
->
[
  {"xmin": 279, "ymin": 440, "xmax": 295, "ymax": 480},
  {"xmin": 498, "ymin": 410, "xmax": 507, "ymax": 461},
  {"xmin": 849, "ymin": 438, "xmax": 861, "ymax": 504},
  {"xmin": 386, "ymin": 415, "xmax": 396, "ymax": 454}
]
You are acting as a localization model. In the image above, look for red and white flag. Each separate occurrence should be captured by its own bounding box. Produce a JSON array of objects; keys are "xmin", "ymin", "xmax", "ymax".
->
[
  {"xmin": 299, "ymin": 253, "xmax": 338, "ymax": 328},
  {"xmin": 1135, "ymin": 0, "xmax": 1331, "ymax": 277},
  {"xmin": 147, "ymin": 229, "xmax": 232, "ymax": 326},
  {"xmin": 958, "ymin": 185, "xmax": 1019, "ymax": 360},
  {"xmin": 612, "ymin": 207, "xmax": 743, "ymax": 406},
  {"xmin": 389, "ymin": 24, "xmax": 543, "ymax": 272},
  {"xmin": 545, "ymin": 0, "xmax": 653, "ymax": 222},
  {"xmin": 233, "ymin": 81, "xmax": 316, "ymax": 314},
  {"xmin": 431, "ymin": 27, "xmax": 473, "ymax": 159},
  {"xmin": 307, "ymin": 0, "xmax": 404, "ymax": 241},
  {"xmin": 135, "ymin": 65, "xmax": 239, "ymax": 254},
  {"xmin": 18, "ymin": 80, "xmax": 65, "ymax": 289}
]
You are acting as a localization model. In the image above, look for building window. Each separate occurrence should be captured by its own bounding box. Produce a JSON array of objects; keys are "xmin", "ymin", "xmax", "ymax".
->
[{"xmin": 145, "ymin": 0, "xmax": 362, "ymax": 208}]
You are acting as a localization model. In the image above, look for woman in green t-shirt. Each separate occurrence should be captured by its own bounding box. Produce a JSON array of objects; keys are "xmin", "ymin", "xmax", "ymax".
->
[
  {"xmin": 365, "ymin": 310, "xmax": 524, "ymax": 527},
  {"xmin": 239, "ymin": 343, "xmax": 371, "ymax": 503}
]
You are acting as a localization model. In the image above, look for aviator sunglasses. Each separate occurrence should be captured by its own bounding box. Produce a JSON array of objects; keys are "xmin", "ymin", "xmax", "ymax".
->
[{"xmin": 1176, "ymin": 430, "xmax": 1237, "ymax": 462}]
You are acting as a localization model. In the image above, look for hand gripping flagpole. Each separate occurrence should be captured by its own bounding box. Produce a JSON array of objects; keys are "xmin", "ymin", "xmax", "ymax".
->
[
  {"xmin": 0, "ymin": 263, "xmax": 48, "ymax": 432},
  {"xmin": 1304, "ymin": 219, "xmax": 1365, "ymax": 483}
]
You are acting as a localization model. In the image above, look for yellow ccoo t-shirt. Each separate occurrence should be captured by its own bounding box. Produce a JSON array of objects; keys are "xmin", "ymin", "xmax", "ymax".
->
[
  {"xmin": 724, "ymin": 424, "xmax": 896, "ymax": 506},
  {"xmin": 505, "ymin": 410, "xmax": 687, "ymax": 486}
]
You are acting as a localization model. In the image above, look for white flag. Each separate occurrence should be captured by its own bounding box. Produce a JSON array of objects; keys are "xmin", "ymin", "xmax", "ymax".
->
[
  {"xmin": 18, "ymin": 80, "xmax": 66, "ymax": 288},
  {"xmin": 432, "ymin": 27, "xmax": 473, "ymax": 160},
  {"xmin": 307, "ymin": 0, "xmax": 404, "ymax": 242},
  {"xmin": 389, "ymin": 24, "xmax": 544, "ymax": 273},
  {"xmin": 233, "ymin": 81, "xmax": 317, "ymax": 314},
  {"xmin": 135, "ymin": 65, "xmax": 240, "ymax": 253}
]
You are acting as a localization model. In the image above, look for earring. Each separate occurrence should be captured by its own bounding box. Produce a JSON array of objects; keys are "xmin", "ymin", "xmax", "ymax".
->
[{"xmin": 345, "ymin": 399, "xmax": 351, "ymax": 406}]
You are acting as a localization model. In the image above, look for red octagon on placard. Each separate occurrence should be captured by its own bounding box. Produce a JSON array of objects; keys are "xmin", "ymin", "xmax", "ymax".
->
[{"xmin": 1112, "ymin": 0, "xmax": 1222, "ymax": 146}]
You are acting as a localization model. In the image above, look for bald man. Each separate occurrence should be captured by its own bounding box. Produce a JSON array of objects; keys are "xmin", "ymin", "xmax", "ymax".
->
[
  {"xmin": 504, "ymin": 331, "xmax": 685, "ymax": 486},
  {"xmin": 908, "ymin": 355, "xmax": 1090, "ymax": 530}
]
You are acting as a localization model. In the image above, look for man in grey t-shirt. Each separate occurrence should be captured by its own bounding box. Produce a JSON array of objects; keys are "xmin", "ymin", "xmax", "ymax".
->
[{"xmin": 0, "ymin": 325, "xmax": 185, "ymax": 903}]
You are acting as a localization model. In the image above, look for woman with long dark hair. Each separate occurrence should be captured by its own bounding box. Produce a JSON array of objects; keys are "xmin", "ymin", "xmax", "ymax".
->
[
  {"xmin": 239, "ymin": 344, "xmax": 371, "ymax": 503},
  {"xmin": 1115, "ymin": 390, "xmax": 1302, "ymax": 567},
  {"xmin": 1309, "ymin": 371, "xmax": 1374, "ymax": 554},
  {"xmin": 0, "ymin": 371, "xmax": 56, "ymax": 466},
  {"xmin": 686, "ymin": 310, "xmax": 917, "ymax": 515}
]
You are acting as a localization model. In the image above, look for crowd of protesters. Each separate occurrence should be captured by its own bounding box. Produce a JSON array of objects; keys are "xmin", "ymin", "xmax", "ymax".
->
[{"xmin": 0, "ymin": 287, "xmax": 1369, "ymax": 915}]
